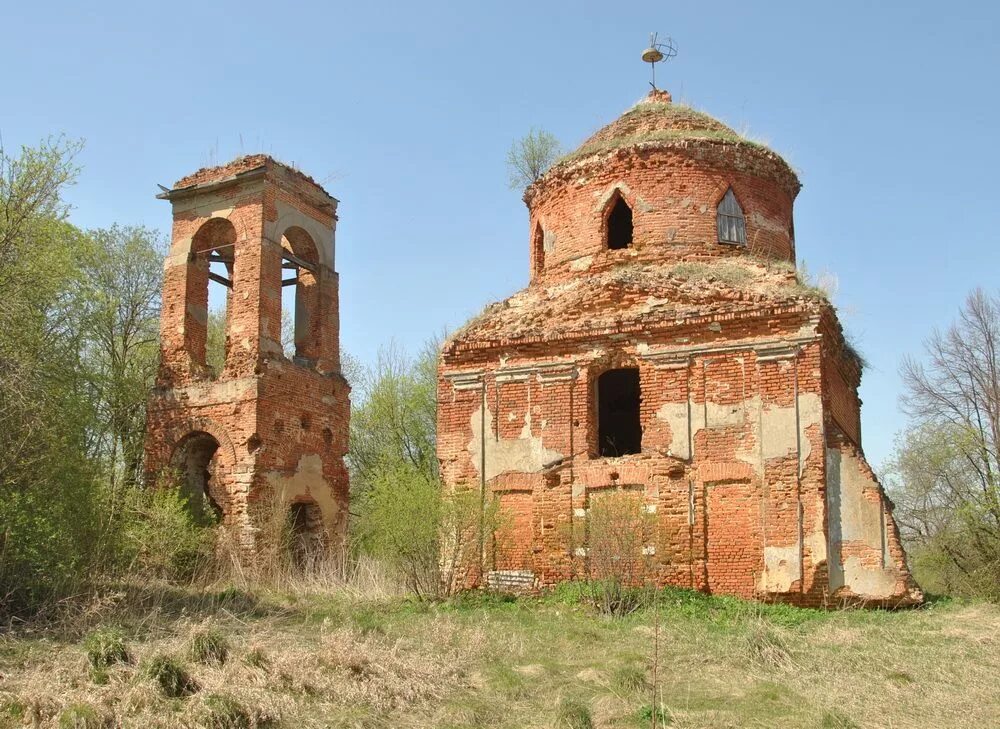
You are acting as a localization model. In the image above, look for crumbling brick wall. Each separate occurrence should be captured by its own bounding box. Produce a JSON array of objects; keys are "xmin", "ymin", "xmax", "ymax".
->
[
  {"xmin": 144, "ymin": 156, "xmax": 349, "ymax": 553},
  {"xmin": 438, "ymin": 90, "xmax": 921, "ymax": 607}
]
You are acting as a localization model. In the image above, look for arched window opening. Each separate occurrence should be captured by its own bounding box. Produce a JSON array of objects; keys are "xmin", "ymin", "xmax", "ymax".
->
[
  {"xmin": 606, "ymin": 194, "xmax": 633, "ymax": 250},
  {"xmin": 288, "ymin": 501, "xmax": 325, "ymax": 570},
  {"xmin": 717, "ymin": 188, "xmax": 747, "ymax": 246},
  {"xmin": 190, "ymin": 218, "xmax": 237, "ymax": 374},
  {"xmin": 171, "ymin": 431, "xmax": 223, "ymax": 523},
  {"xmin": 532, "ymin": 223, "xmax": 545, "ymax": 279},
  {"xmin": 597, "ymin": 368, "xmax": 642, "ymax": 457},
  {"xmin": 279, "ymin": 227, "xmax": 320, "ymax": 362}
]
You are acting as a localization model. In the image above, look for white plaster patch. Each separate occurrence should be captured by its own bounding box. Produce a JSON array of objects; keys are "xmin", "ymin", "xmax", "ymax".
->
[
  {"xmin": 654, "ymin": 393, "xmax": 821, "ymax": 475},
  {"xmin": 263, "ymin": 453, "xmax": 341, "ymax": 531},
  {"xmin": 570, "ymin": 255, "xmax": 593, "ymax": 272},
  {"xmin": 827, "ymin": 447, "xmax": 899, "ymax": 599},
  {"xmin": 839, "ymin": 556, "xmax": 897, "ymax": 598},
  {"xmin": 759, "ymin": 393, "xmax": 821, "ymax": 462},
  {"xmin": 467, "ymin": 405, "xmax": 563, "ymax": 481},
  {"xmin": 759, "ymin": 545, "xmax": 799, "ymax": 593},
  {"xmin": 656, "ymin": 401, "xmax": 690, "ymax": 459},
  {"xmin": 171, "ymin": 377, "xmax": 255, "ymax": 406}
]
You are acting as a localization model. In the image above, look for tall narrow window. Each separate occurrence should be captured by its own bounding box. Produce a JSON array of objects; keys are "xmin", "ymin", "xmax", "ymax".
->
[
  {"xmin": 532, "ymin": 223, "xmax": 545, "ymax": 279},
  {"xmin": 597, "ymin": 368, "xmax": 642, "ymax": 456},
  {"xmin": 279, "ymin": 227, "xmax": 320, "ymax": 362},
  {"xmin": 189, "ymin": 218, "xmax": 237, "ymax": 374},
  {"xmin": 606, "ymin": 194, "xmax": 633, "ymax": 250},
  {"xmin": 717, "ymin": 188, "xmax": 746, "ymax": 245}
]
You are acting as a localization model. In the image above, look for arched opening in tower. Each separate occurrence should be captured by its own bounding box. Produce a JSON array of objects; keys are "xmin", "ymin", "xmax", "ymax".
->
[
  {"xmin": 597, "ymin": 368, "xmax": 642, "ymax": 456},
  {"xmin": 288, "ymin": 501, "xmax": 325, "ymax": 570},
  {"xmin": 606, "ymin": 195, "xmax": 633, "ymax": 250},
  {"xmin": 280, "ymin": 226, "xmax": 321, "ymax": 362},
  {"xmin": 171, "ymin": 431, "xmax": 224, "ymax": 523},
  {"xmin": 189, "ymin": 218, "xmax": 238, "ymax": 375}
]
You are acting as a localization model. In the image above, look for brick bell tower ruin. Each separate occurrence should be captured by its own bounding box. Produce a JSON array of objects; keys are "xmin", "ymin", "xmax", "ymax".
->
[
  {"xmin": 145, "ymin": 155, "xmax": 349, "ymax": 554},
  {"xmin": 438, "ymin": 89, "xmax": 922, "ymax": 606}
]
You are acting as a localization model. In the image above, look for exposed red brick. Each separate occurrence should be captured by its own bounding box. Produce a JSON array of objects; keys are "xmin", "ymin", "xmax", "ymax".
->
[
  {"xmin": 144, "ymin": 156, "xmax": 349, "ymax": 553},
  {"xmin": 439, "ymin": 90, "xmax": 921, "ymax": 607}
]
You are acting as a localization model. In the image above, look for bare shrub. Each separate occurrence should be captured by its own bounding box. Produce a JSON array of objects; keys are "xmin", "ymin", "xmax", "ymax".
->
[
  {"xmin": 507, "ymin": 129, "xmax": 561, "ymax": 189},
  {"xmin": 583, "ymin": 489, "xmax": 656, "ymax": 616}
]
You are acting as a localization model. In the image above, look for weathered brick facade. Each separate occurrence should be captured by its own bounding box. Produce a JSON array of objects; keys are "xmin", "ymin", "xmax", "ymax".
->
[
  {"xmin": 438, "ymin": 90, "xmax": 921, "ymax": 606},
  {"xmin": 144, "ymin": 156, "xmax": 349, "ymax": 552}
]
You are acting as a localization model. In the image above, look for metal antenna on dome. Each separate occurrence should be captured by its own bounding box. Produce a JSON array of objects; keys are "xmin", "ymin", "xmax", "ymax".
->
[{"xmin": 641, "ymin": 32, "xmax": 677, "ymax": 90}]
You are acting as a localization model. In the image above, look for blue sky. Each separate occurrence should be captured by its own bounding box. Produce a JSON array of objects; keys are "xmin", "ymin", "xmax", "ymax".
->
[{"xmin": 3, "ymin": 0, "xmax": 997, "ymax": 470}]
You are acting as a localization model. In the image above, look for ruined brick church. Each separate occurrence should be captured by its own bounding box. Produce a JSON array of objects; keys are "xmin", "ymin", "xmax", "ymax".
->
[
  {"xmin": 144, "ymin": 156, "xmax": 349, "ymax": 554},
  {"xmin": 437, "ymin": 89, "xmax": 922, "ymax": 606}
]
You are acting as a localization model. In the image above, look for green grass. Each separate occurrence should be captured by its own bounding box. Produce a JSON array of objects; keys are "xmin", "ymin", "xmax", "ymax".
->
[
  {"xmin": 143, "ymin": 653, "xmax": 198, "ymax": 698},
  {"xmin": 82, "ymin": 626, "xmax": 130, "ymax": 669},
  {"xmin": 189, "ymin": 628, "xmax": 229, "ymax": 666},
  {"xmin": 0, "ymin": 584, "xmax": 996, "ymax": 727}
]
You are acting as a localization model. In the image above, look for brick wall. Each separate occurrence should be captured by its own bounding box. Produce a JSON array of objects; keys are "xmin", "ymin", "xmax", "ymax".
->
[
  {"xmin": 145, "ymin": 156, "xmax": 349, "ymax": 552},
  {"xmin": 438, "ymin": 93, "xmax": 920, "ymax": 607}
]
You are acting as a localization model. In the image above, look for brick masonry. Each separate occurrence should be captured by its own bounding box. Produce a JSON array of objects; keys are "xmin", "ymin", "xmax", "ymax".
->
[
  {"xmin": 144, "ymin": 156, "xmax": 350, "ymax": 551},
  {"xmin": 438, "ymin": 90, "xmax": 922, "ymax": 606}
]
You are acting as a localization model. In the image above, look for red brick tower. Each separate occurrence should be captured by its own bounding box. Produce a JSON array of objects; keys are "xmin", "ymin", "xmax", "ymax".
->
[
  {"xmin": 145, "ymin": 155, "xmax": 349, "ymax": 553},
  {"xmin": 438, "ymin": 90, "xmax": 922, "ymax": 606}
]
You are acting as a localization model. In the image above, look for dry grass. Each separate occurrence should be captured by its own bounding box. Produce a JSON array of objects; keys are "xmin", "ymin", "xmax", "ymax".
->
[{"xmin": 0, "ymin": 584, "xmax": 996, "ymax": 728}]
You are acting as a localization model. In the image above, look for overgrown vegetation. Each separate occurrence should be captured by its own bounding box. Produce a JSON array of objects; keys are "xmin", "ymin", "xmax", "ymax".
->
[
  {"xmin": 507, "ymin": 128, "xmax": 561, "ymax": 189},
  {"xmin": 886, "ymin": 289, "xmax": 1000, "ymax": 599},
  {"xmin": 0, "ymin": 586, "xmax": 995, "ymax": 727}
]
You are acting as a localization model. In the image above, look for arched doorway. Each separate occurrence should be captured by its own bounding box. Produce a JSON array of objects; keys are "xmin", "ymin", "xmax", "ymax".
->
[
  {"xmin": 288, "ymin": 501, "xmax": 325, "ymax": 570},
  {"xmin": 171, "ymin": 431, "xmax": 224, "ymax": 523}
]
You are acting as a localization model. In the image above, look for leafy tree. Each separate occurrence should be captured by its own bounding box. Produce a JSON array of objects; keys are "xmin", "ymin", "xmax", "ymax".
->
[
  {"xmin": 77, "ymin": 225, "xmax": 165, "ymax": 489},
  {"xmin": 506, "ymin": 128, "xmax": 561, "ymax": 190},
  {"xmin": 347, "ymin": 339, "xmax": 439, "ymax": 494},
  {"xmin": 887, "ymin": 289, "xmax": 1000, "ymax": 598},
  {"xmin": 0, "ymin": 137, "xmax": 103, "ymax": 614}
]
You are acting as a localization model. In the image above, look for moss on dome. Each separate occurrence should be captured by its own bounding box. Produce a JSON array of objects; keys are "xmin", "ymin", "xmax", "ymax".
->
[{"xmin": 550, "ymin": 95, "xmax": 781, "ymax": 170}]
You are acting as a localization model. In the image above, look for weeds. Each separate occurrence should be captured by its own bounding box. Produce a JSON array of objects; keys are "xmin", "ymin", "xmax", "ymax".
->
[
  {"xmin": 612, "ymin": 663, "xmax": 648, "ymax": 692},
  {"xmin": 243, "ymin": 646, "xmax": 269, "ymax": 669},
  {"xmin": 82, "ymin": 626, "xmax": 129, "ymax": 669},
  {"xmin": 555, "ymin": 697, "xmax": 593, "ymax": 729},
  {"xmin": 190, "ymin": 628, "xmax": 229, "ymax": 665},
  {"xmin": 0, "ymin": 583, "xmax": 996, "ymax": 727},
  {"xmin": 143, "ymin": 654, "xmax": 197, "ymax": 698},
  {"xmin": 198, "ymin": 694, "xmax": 253, "ymax": 729},
  {"xmin": 57, "ymin": 704, "xmax": 106, "ymax": 729},
  {"xmin": 741, "ymin": 619, "xmax": 792, "ymax": 669}
]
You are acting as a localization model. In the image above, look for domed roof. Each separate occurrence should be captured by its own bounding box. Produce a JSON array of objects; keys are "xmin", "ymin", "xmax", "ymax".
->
[{"xmin": 533, "ymin": 89, "xmax": 799, "ymax": 197}]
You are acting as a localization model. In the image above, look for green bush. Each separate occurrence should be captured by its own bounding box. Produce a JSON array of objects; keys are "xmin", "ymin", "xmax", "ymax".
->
[
  {"xmin": 354, "ymin": 463, "xmax": 492, "ymax": 599},
  {"xmin": 143, "ymin": 654, "xmax": 197, "ymax": 698},
  {"xmin": 199, "ymin": 694, "xmax": 251, "ymax": 729},
  {"xmin": 555, "ymin": 697, "xmax": 593, "ymax": 729},
  {"xmin": 83, "ymin": 627, "xmax": 130, "ymax": 669},
  {"xmin": 124, "ymin": 483, "xmax": 217, "ymax": 581},
  {"xmin": 57, "ymin": 704, "xmax": 106, "ymax": 729},
  {"xmin": 190, "ymin": 628, "xmax": 229, "ymax": 666},
  {"xmin": 612, "ymin": 664, "xmax": 648, "ymax": 693}
]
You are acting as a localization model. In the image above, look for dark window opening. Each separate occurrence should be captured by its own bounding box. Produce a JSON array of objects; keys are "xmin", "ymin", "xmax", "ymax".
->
[
  {"xmin": 289, "ymin": 502, "xmax": 325, "ymax": 570},
  {"xmin": 532, "ymin": 224, "xmax": 545, "ymax": 279},
  {"xmin": 717, "ymin": 188, "xmax": 747, "ymax": 246},
  {"xmin": 606, "ymin": 195, "xmax": 633, "ymax": 250},
  {"xmin": 172, "ymin": 432, "xmax": 223, "ymax": 524},
  {"xmin": 597, "ymin": 368, "xmax": 642, "ymax": 456}
]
